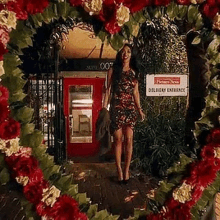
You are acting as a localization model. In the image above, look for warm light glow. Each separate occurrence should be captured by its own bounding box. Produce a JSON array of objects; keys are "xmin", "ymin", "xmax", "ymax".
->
[{"xmin": 72, "ymin": 99, "xmax": 93, "ymax": 104}]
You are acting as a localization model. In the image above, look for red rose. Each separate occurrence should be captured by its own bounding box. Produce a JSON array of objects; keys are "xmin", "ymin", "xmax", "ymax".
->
[
  {"xmin": 23, "ymin": 179, "xmax": 49, "ymax": 205},
  {"xmin": 0, "ymin": 86, "xmax": 9, "ymax": 102},
  {"xmin": 203, "ymin": 4, "xmax": 219, "ymax": 19},
  {"xmin": 78, "ymin": 212, "xmax": 88, "ymax": 220},
  {"xmin": 48, "ymin": 195, "xmax": 80, "ymax": 220},
  {"xmin": 0, "ymin": 100, "xmax": 10, "ymax": 123},
  {"xmin": 0, "ymin": 26, "xmax": 10, "ymax": 48},
  {"xmin": 154, "ymin": 0, "xmax": 171, "ymax": 6},
  {"xmin": 36, "ymin": 201, "xmax": 52, "ymax": 216},
  {"xmin": 176, "ymin": 0, "xmax": 191, "ymax": 4},
  {"xmin": 200, "ymin": 144, "xmax": 215, "ymax": 160},
  {"xmin": 29, "ymin": 168, "xmax": 44, "ymax": 183},
  {"xmin": 123, "ymin": 0, "xmax": 152, "ymax": 13},
  {"xmin": 6, "ymin": 1, "xmax": 28, "ymax": 20},
  {"xmin": 164, "ymin": 204, "xmax": 191, "ymax": 220},
  {"xmin": 186, "ymin": 186, "xmax": 203, "ymax": 207},
  {"xmin": 105, "ymin": 20, "xmax": 121, "ymax": 34},
  {"xmin": 9, "ymin": 156, "xmax": 38, "ymax": 177},
  {"xmin": 24, "ymin": 0, "xmax": 49, "ymax": 14},
  {"xmin": 0, "ymin": 41, "xmax": 8, "ymax": 60},
  {"xmin": 165, "ymin": 198, "xmax": 180, "ymax": 210},
  {"xmin": 69, "ymin": 0, "xmax": 83, "ymax": 6},
  {"xmin": 0, "ymin": 118, "xmax": 20, "ymax": 140},
  {"xmin": 207, "ymin": 128, "xmax": 220, "ymax": 144},
  {"xmin": 188, "ymin": 161, "xmax": 218, "ymax": 188}
]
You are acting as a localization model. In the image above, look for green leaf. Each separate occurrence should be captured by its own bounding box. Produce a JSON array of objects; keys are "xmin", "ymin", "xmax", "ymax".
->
[
  {"xmin": 152, "ymin": 8, "xmax": 162, "ymax": 19},
  {"xmin": 109, "ymin": 34, "xmax": 124, "ymax": 51},
  {"xmin": 0, "ymin": 153, "xmax": 5, "ymax": 169},
  {"xmin": 134, "ymin": 208, "xmax": 147, "ymax": 218},
  {"xmin": 187, "ymin": 5, "xmax": 199, "ymax": 23},
  {"xmin": 195, "ymin": 13, "xmax": 203, "ymax": 30},
  {"xmin": 1, "ymin": 75, "xmax": 26, "ymax": 93},
  {"xmin": 91, "ymin": 209, "xmax": 109, "ymax": 220},
  {"xmin": 196, "ymin": 198, "xmax": 208, "ymax": 211},
  {"xmin": 192, "ymin": 35, "xmax": 201, "ymax": 45},
  {"xmin": 133, "ymin": 11, "xmax": 147, "ymax": 23},
  {"xmin": 0, "ymin": 167, "xmax": 10, "ymax": 185},
  {"xmin": 210, "ymin": 75, "xmax": 220, "ymax": 90},
  {"xmin": 167, "ymin": 2, "xmax": 178, "ymax": 19},
  {"xmin": 75, "ymin": 193, "xmax": 88, "ymax": 205},
  {"xmin": 65, "ymin": 184, "xmax": 78, "ymax": 197},
  {"xmin": 9, "ymin": 90, "xmax": 26, "ymax": 103},
  {"xmin": 21, "ymin": 123, "xmax": 35, "ymax": 136},
  {"xmin": 87, "ymin": 204, "xmax": 98, "ymax": 219},
  {"xmin": 178, "ymin": 5, "xmax": 188, "ymax": 18},
  {"xmin": 97, "ymin": 29, "xmax": 107, "ymax": 42},
  {"xmin": 68, "ymin": 6, "xmax": 81, "ymax": 18},
  {"xmin": 12, "ymin": 106, "xmax": 34, "ymax": 123},
  {"xmin": 20, "ymin": 130, "xmax": 43, "ymax": 148},
  {"xmin": 57, "ymin": 2, "xmax": 71, "ymax": 18}
]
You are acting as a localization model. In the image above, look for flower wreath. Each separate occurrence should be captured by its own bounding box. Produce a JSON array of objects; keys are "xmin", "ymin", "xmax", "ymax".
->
[{"xmin": 0, "ymin": 0, "xmax": 219, "ymax": 219}]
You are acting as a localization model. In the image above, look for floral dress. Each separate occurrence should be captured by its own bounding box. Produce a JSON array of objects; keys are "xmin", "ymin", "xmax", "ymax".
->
[{"xmin": 110, "ymin": 69, "xmax": 138, "ymax": 134}]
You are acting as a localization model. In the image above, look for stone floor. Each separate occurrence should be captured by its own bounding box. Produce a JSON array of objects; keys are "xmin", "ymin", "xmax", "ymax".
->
[
  {"xmin": 67, "ymin": 158, "xmax": 159, "ymax": 220},
  {"xmin": 0, "ymin": 157, "xmax": 159, "ymax": 220}
]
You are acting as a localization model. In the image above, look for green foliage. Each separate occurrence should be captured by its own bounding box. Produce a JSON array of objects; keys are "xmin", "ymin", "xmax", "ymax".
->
[{"xmin": 0, "ymin": 167, "xmax": 10, "ymax": 185}]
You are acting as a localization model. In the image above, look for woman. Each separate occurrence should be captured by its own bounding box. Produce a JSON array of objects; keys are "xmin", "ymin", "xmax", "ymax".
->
[{"xmin": 103, "ymin": 43, "xmax": 145, "ymax": 183}]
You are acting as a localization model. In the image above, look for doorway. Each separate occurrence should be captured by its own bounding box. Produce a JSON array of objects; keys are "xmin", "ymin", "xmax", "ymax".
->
[{"xmin": 63, "ymin": 76, "xmax": 105, "ymax": 157}]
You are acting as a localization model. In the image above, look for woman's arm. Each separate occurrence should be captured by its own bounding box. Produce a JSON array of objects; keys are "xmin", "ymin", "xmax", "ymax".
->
[
  {"xmin": 133, "ymin": 80, "xmax": 145, "ymax": 121},
  {"xmin": 102, "ymin": 68, "xmax": 113, "ymax": 109}
]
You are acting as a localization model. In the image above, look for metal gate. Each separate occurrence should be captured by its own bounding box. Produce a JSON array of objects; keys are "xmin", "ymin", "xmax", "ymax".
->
[{"xmin": 26, "ymin": 72, "xmax": 66, "ymax": 163}]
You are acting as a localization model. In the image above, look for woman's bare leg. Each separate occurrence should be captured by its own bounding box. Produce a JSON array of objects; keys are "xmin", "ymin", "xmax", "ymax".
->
[
  {"xmin": 124, "ymin": 126, "xmax": 134, "ymax": 180},
  {"xmin": 114, "ymin": 128, "xmax": 123, "ymax": 181}
]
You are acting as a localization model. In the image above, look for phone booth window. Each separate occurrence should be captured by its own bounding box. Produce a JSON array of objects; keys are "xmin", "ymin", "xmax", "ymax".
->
[{"xmin": 69, "ymin": 85, "xmax": 93, "ymax": 143}]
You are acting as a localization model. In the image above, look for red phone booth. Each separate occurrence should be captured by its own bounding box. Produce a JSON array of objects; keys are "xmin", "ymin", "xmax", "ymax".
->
[{"xmin": 63, "ymin": 75, "xmax": 105, "ymax": 157}]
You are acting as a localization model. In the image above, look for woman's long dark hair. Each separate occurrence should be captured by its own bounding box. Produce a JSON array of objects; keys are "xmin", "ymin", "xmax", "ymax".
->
[{"xmin": 112, "ymin": 44, "xmax": 140, "ymax": 91}]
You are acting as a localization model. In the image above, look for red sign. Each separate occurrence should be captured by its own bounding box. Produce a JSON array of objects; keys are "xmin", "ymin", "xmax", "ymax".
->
[{"xmin": 154, "ymin": 77, "xmax": 180, "ymax": 85}]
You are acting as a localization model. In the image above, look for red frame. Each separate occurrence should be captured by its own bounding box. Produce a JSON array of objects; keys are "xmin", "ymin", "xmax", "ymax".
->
[{"xmin": 63, "ymin": 77, "xmax": 105, "ymax": 157}]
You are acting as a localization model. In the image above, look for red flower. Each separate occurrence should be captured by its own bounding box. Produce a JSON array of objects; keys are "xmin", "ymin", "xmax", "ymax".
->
[
  {"xmin": 186, "ymin": 186, "xmax": 203, "ymax": 207},
  {"xmin": 69, "ymin": 0, "xmax": 83, "ymax": 6},
  {"xmin": 24, "ymin": 0, "xmax": 49, "ymax": 14},
  {"xmin": 0, "ymin": 26, "xmax": 10, "ymax": 48},
  {"xmin": 176, "ymin": 0, "xmax": 191, "ymax": 5},
  {"xmin": 48, "ymin": 195, "xmax": 81, "ymax": 220},
  {"xmin": 105, "ymin": 19, "xmax": 121, "ymax": 34},
  {"xmin": 164, "ymin": 204, "xmax": 191, "ymax": 220},
  {"xmin": 0, "ymin": 100, "xmax": 10, "ymax": 123},
  {"xmin": 78, "ymin": 212, "xmax": 88, "ymax": 220},
  {"xmin": 165, "ymin": 198, "xmax": 180, "ymax": 210},
  {"xmin": 0, "ymin": 86, "xmax": 9, "ymax": 102},
  {"xmin": 7, "ymin": 155, "xmax": 38, "ymax": 177},
  {"xmin": 29, "ymin": 168, "xmax": 44, "ymax": 183},
  {"xmin": 14, "ymin": 156, "xmax": 38, "ymax": 177},
  {"xmin": 187, "ymin": 161, "xmax": 218, "ymax": 188},
  {"xmin": 5, "ymin": 0, "xmax": 49, "ymax": 20},
  {"xmin": 5, "ymin": 1, "xmax": 28, "ymax": 20},
  {"xmin": 207, "ymin": 128, "xmax": 220, "ymax": 144},
  {"xmin": 123, "ymin": 0, "xmax": 152, "ymax": 13},
  {"xmin": 0, "ymin": 41, "xmax": 8, "ymax": 60},
  {"xmin": 202, "ymin": 4, "xmax": 219, "ymax": 19},
  {"xmin": 154, "ymin": 0, "xmax": 171, "ymax": 6},
  {"xmin": 0, "ymin": 118, "xmax": 20, "ymax": 140},
  {"xmin": 23, "ymin": 179, "xmax": 49, "ymax": 205},
  {"xmin": 36, "ymin": 201, "xmax": 52, "ymax": 216},
  {"xmin": 200, "ymin": 144, "xmax": 215, "ymax": 160}
]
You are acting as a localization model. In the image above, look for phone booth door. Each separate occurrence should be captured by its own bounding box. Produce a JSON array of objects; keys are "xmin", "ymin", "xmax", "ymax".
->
[{"xmin": 63, "ymin": 77, "xmax": 105, "ymax": 157}]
